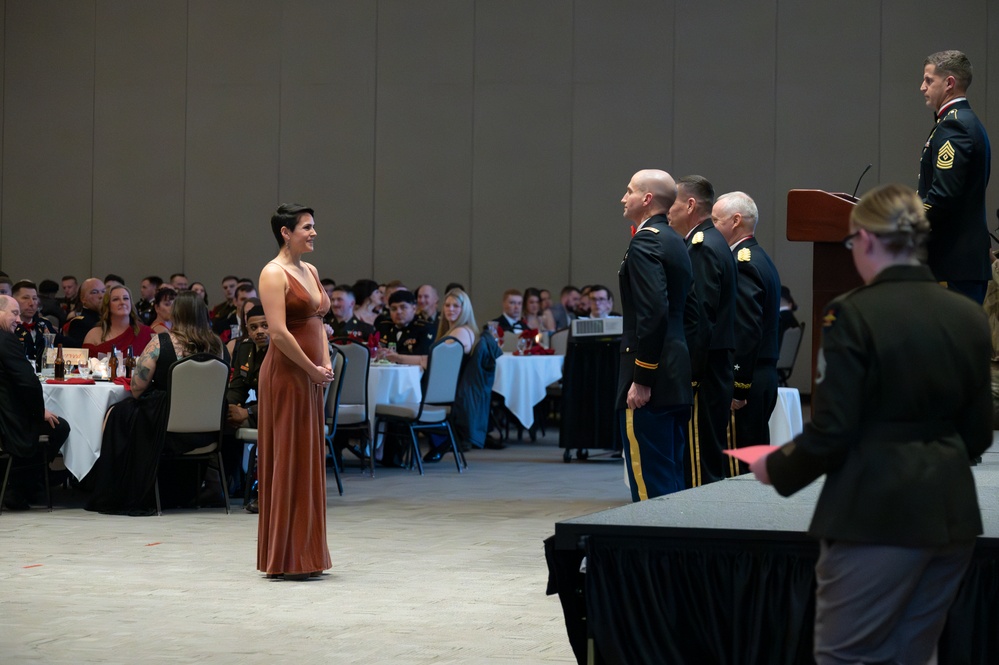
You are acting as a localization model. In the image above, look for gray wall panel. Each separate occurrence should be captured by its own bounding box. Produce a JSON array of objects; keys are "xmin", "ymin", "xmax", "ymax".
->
[
  {"xmin": 184, "ymin": 1, "xmax": 282, "ymax": 291},
  {"xmin": 373, "ymin": 1, "xmax": 473, "ymax": 292},
  {"xmin": 0, "ymin": 1, "xmax": 995, "ymax": 391},
  {"xmin": 279, "ymin": 1, "xmax": 378, "ymax": 284},
  {"xmin": 472, "ymin": 0, "xmax": 573, "ymax": 308},
  {"xmin": 570, "ymin": 0, "xmax": 673, "ymax": 294},
  {"xmin": 674, "ymin": 0, "xmax": 777, "ymax": 246},
  {"xmin": 2, "ymin": 1, "xmax": 95, "ymax": 281},
  {"xmin": 92, "ymin": 0, "xmax": 187, "ymax": 286},
  {"xmin": 879, "ymin": 0, "xmax": 988, "ymax": 189},
  {"xmin": 774, "ymin": 1, "xmax": 881, "ymax": 390}
]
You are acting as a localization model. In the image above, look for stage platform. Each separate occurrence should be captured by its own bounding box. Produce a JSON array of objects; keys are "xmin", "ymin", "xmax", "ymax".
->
[{"xmin": 547, "ymin": 449, "xmax": 999, "ymax": 665}]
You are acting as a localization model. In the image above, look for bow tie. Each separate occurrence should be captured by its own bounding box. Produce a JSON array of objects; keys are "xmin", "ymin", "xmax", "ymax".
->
[{"xmin": 22, "ymin": 322, "xmax": 35, "ymax": 331}]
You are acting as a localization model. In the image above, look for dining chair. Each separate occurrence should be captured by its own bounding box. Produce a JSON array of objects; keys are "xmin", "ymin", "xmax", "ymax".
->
[
  {"xmin": 154, "ymin": 352, "xmax": 230, "ymax": 516},
  {"xmin": 374, "ymin": 336, "xmax": 465, "ymax": 475},
  {"xmin": 0, "ymin": 442, "xmax": 12, "ymax": 515},
  {"xmin": 776, "ymin": 323, "xmax": 805, "ymax": 387},
  {"xmin": 235, "ymin": 345, "xmax": 345, "ymax": 501},
  {"xmin": 0, "ymin": 434, "xmax": 52, "ymax": 515},
  {"xmin": 322, "ymin": 346, "xmax": 346, "ymax": 496},
  {"xmin": 332, "ymin": 341, "xmax": 374, "ymax": 477},
  {"xmin": 500, "ymin": 331, "xmax": 521, "ymax": 353},
  {"xmin": 549, "ymin": 327, "xmax": 570, "ymax": 355}
]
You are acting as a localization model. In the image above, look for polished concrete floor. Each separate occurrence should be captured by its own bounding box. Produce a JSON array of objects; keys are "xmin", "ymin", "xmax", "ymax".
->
[{"xmin": 1, "ymin": 433, "xmax": 629, "ymax": 664}]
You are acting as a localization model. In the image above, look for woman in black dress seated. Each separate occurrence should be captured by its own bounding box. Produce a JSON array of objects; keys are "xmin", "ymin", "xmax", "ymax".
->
[{"xmin": 86, "ymin": 291, "xmax": 226, "ymax": 515}]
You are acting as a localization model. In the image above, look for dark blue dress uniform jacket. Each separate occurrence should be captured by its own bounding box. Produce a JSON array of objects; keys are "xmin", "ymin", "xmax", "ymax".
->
[
  {"xmin": 616, "ymin": 214, "xmax": 693, "ymax": 411},
  {"xmin": 918, "ymin": 99, "xmax": 992, "ymax": 283}
]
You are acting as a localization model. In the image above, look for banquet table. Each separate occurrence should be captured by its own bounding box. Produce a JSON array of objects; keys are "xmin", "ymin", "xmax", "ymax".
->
[
  {"xmin": 492, "ymin": 353, "xmax": 564, "ymax": 430},
  {"xmin": 42, "ymin": 380, "xmax": 130, "ymax": 480},
  {"xmin": 367, "ymin": 362, "xmax": 423, "ymax": 440},
  {"xmin": 769, "ymin": 386, "xmax": 803, "ymax": 444}
]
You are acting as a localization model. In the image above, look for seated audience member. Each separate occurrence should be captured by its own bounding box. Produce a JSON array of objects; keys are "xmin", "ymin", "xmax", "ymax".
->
[
  {"xmin": 0, "ymin": 275, "xmax": 13, "ymax": 297},
  {"xmin": 416, "ymin": 284, "xmax": 440, "ymax": 330},
  {"xmin": 328, "ymin": 285, "xmax": 375, "ymax": 342},
  {"xmin": 778, "ymin": 285, "xmax": 801, "ymax": 350},
  {"xmin": 321, "ymin": 278, "xmax": 337, "ymax": 303},
  {"xmin": 225, "ymin": 303, "xmax": 269, "ymax": 507},
  {"xmin": 490, "ymin": 289, "xmax": 527, "ymax": 334},
  {"xmin": 136, "ymin": 275, "xmax": 163, "ymax": 325},
  {"xmin": 60, "ymin": 275, "xmax": 80, "ymax": 315},
  {"xmin": 82, "ymin": 284, "xmax": 154, "ymax": 359},
  {"xmin": 12, "ymin": 280, "xmax": 62, "ymax": 362},
  {"xmin": 352, "ymin": 279, "xmax": 383, "ymax": 326},
  {"xmin": 522, "ymin": 287, "xmax": 550, "ymax": 332},
  {"xmin": 190, "ymin": 282, "xmax": 209, "ymax": 307},
  {"xmin": 63, "ymin": 278, "xmax": 105, "ymax": 347},
  {"xmin": 225, "ymin": 297, "xmax": 262, "ymax": 356},
  {"xmin": 422, "ymin": 288, "xmax": 487, "ymax": 462},
  {"xmin": 380, "ymin": 290, "xmax": 436, "ymax": 364},
  {"xmin": 438, "ymin": 288, "xmax": 479, "ymax": 354},
  {"xmin": 86, "ymin": 291, "xmax": 227, "ymax": 515},
  {"xmin": 542, "ymin": 285, "xmax": 580, "ymax": 331},
  {"xmin": 213, "ymin": 282, "xmax": 257, "ymax": 342},
  {"xmin": 539, "ymin": 289, "xmax": 552, "ymax": 313},
  {"xmin": 169, "ymin": 273, "xmax": 189, "ymax": 291},
  {"xmin": 149, "ymin": 286, "xmax": 177, "ymax": 334},
  {"xmin": 210, "ymin": 275, "xmax": 239, "ymax": 322},
  {"xmin": 375, "ymin": 280, "xmax": 408, "ymax": 333},
  {"xmin": 575, "ymin": 285, "xmax": 593, "ymax": 318},
  {"xmin": 0, "ymin": 294, "xmax": 70, "ymax": 510},
  {"xmin": 37, "ymin": 279, "xmax": 67, "ymax": 329},
  {"xmin": 104, "ymin": 273, "xmax": 125, "ymax": 289},
  {"xmin": 586, "ymin": 284, "xmax": 618, "ymax": 318}
]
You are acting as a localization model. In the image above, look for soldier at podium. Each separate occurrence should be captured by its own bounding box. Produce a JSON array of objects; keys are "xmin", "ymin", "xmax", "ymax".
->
[
  {"xmin": 712, "ymin": 192, "xmax": 781, "ymax": 471},
  {"xmin": 918, "ymin": 49, "xmax": 991, "ymax": 304}
]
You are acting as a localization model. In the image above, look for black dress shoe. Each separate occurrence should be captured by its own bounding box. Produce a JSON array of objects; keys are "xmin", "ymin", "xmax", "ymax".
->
[
  {"xmin": 423, "ymin": 445, "xmax": 447, "ymax": 463},
  {"xmin": 483, "ymin": 439, "xmax": 507, "ymax": 450},
  {"xmin": 3, "ymin": 491, "xmax": 30, "ymax": 511}
]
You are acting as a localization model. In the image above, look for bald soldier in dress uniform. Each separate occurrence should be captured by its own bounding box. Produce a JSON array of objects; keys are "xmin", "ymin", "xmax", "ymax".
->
[
  {"xmin": 712, "ymin": 192, "xmax": 780, "ymax": 475},
  {"xmin": 918, "ymin": 50, "xmax": 991, "ymax": 304},
  {"xmin": 668, "ymin": 176, "xmax": 737, "ymax": 488},
  {"xmin": 617, "ymin": 169, "xmax": 694, "ymax": 500}
]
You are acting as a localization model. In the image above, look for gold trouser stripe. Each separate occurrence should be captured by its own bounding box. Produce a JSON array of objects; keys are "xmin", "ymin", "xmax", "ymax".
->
[
  {"xmin": 625, "ymin": 409, "xmax": 649, "ymax": 501},
  {"xmin": 687, "ymin": 398, "xmax": 701, "ymax": 487},
  {"xmin": 727, "ymin": 409, "xmax": 738, "ymax": 476}
]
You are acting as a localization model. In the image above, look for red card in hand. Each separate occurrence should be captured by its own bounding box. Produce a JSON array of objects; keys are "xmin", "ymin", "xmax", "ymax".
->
[{"xmin": 723, "ymin": 445, "xmax": 779, "ymax": 465}]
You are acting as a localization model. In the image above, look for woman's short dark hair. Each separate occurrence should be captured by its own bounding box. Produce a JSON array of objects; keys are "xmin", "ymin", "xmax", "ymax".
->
[
  {"xmin": 154, "ymin": 286, "xmax": 177, "ymax": 307},
  {"xmin": 270, "ymin": 203, "xmax": 315, "ymax": 248},
  {"xmin": 352, "ymin": 279, "xmax": 380, "ymax": 305}
]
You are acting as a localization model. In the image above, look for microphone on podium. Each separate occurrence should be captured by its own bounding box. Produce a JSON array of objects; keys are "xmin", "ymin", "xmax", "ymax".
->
[{"xmin": 851, "ymin": 163, "xmax": 873, "ymax": 199}]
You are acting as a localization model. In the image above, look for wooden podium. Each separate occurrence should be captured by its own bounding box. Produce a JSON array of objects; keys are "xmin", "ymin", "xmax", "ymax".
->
[{"xmin": 786, "ymin": 189, "xmax": 863, "ymax": 391}]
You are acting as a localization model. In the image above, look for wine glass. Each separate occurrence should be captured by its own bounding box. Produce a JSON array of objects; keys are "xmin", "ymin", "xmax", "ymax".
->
[{"xmin": 516, "ymin": 337, "xmax": 530, "ymax": 355}]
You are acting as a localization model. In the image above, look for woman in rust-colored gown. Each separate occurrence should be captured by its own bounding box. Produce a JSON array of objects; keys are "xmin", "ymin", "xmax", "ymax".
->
[{"xmin": 257, "ymin": 203, "xmax": 334, "ymax": 580}]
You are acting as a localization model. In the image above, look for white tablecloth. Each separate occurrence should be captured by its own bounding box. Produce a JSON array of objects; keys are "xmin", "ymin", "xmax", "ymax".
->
[
  {"xmin": 492, "ymin": 353, "xmax": 564, "ymax": 429},
  {"xmin": 367, "ymin": 363, "xmax": 423, "ymax": 437},
  {"xmin": 42, "ymin": 381, "xmax": 130, "ymax": 480},
  {"xmin": 769, "ymin": 386, "xmax": 803, "ymax": 445}
]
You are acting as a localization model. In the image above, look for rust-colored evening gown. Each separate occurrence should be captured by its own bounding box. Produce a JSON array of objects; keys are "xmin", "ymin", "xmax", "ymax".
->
[{"xmin": 257, "ymin": 265, "xmax": 332, "ymax": 575}]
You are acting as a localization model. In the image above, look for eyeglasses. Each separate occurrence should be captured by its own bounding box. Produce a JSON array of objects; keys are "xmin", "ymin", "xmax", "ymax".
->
[{"xmin": 842, "ymin": 231, "xmax": 860, "ymax": 249}]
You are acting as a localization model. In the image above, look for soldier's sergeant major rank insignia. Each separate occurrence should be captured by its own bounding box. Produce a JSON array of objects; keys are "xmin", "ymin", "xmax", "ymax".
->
[{"xmin": 936, "ymin": 140, "xmax": 955, "ymax": 170}]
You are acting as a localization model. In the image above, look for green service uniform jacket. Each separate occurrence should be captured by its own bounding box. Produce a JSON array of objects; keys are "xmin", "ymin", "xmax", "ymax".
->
[{"xmin": 767, "ymin": 264, "xmax": 991, "ymax": 547}]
